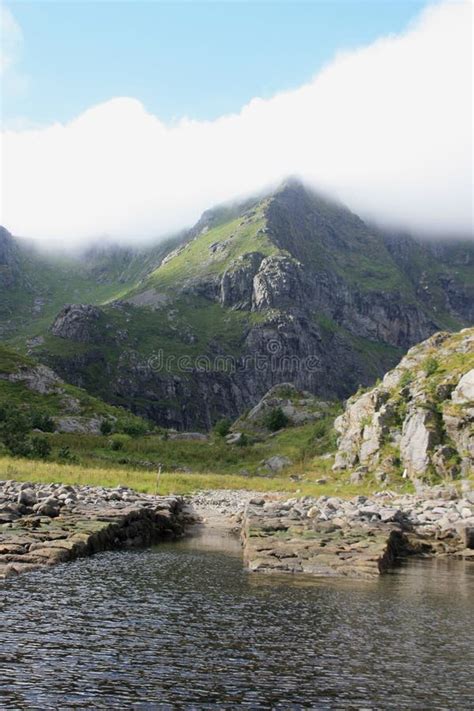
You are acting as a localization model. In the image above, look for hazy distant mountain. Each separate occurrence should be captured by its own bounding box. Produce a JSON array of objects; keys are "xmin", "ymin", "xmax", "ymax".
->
[{"xmin": 0, "ymin": 226, "xmax": 180, "ymax": 341}]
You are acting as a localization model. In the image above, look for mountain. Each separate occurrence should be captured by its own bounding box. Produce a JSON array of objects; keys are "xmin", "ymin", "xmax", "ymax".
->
[
  {"xmin": 0, "ymin": 226, "xmax": 179, "ymax": 342},
  {"xmin": 1, "ymin": 180, "xmax": 473, "ymax": 429},
  {"xmin": 333, "ymin": 328, "xmax": 474, "ymax": 480}
]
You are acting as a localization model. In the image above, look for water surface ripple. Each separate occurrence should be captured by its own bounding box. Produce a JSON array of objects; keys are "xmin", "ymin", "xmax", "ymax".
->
[{"xmin": 1, "ymin": 540, "xmax": 473, "ymax": 709}]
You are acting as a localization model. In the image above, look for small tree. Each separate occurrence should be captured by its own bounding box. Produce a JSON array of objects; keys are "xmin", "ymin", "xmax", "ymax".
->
[
  {"xmin": 264, "ymin": 407, "xmax": 289, "ymax": 432},
  {"xmin": 121, "ymin": 419, "xmax": 148, "ymax": 437},
  {"xmin": 30, "ymin": 409, "xmax": 55, "ymax": 432},
  {"xmin": 236, "ymin": 433, "xmax": 249, "ymax": 447},
  {"xmin": 0, "ymin": 407, "xmax": 31, "ymax": 456},
  {"xmin": 109, "ymin": 433, "xmax": 131, "ymax": 451},
  {"xmin": 58, "ymin": 446, "xmax": 75, "ymax": 461},
  {"xmin": 214, "ymin": 418, "xmax": 231, "ymax": 437}
]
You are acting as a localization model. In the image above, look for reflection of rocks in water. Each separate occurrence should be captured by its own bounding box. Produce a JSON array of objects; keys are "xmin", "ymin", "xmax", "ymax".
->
[{"xmin": 179, "ymin": 524, "xmax": 242, "ymax": 556}]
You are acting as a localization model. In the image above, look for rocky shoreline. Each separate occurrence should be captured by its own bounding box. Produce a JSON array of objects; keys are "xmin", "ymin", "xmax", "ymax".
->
[
  {"xmin": 1, "ymin": 481, "xmax": 473, "ymax": 581},
  {"xmin": 187, "ymin": 486, "xmax": 474, "ymax": 578},
  {"xmin": 0, "ymin": 480, "xmax": 188, "ymax": 580},
  {"xmin": 240, "ymin": 488, "xmax": 474, "ymax": 578}
]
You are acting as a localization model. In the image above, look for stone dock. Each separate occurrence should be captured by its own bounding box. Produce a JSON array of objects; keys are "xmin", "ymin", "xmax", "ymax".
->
[
  {"xmin": 0, "ymin": 481, "xmax": 187, "ymax": 580},
  {"xmin": 1, "ymin": 482, "xmax": 473, "ymax": 581}
]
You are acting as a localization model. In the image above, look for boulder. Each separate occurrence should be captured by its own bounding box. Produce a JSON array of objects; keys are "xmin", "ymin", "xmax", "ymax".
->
[
  {"xmin": 226, "ymin": 432, "xmax": 245, "ymax": 445},
  {"xmin": 54, "ymin": 416, "xmax": 103, "ymax": 435},
  {"xmin": 461, "ymin": 526, "xmax": 474, "ymax": 549},
  {"xmin": 263, "ymin": 455, "xmax": 292, "ymax": 472},
  {"xmin": 34, "ymin": 497, "xmax": 61, "ymax": 517},
  {"xmin": 451, "ymin": 369, "xmax": 474, "ymax": 404},
  {"xmin": 17, "ymin": 487, "xmax": 37, "ymax": 507},
  {"xmin": 168, "ymin": 432, "xmax": 208, "ymax": 442}
]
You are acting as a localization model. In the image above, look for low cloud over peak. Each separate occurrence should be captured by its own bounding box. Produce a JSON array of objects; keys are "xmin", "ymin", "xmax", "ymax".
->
[{"xmin": 1, "ymin": 1, "xmax": 472, "ymax": 249}]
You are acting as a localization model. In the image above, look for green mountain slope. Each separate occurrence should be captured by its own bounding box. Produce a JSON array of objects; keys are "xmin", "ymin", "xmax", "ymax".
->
[
  {"xmin": 21, "ymin": 180, "xmax": 472, "ymax": 429},
  {"xmin": 0, "ymin": 226, "xmax": 180, "ymax": 342}
]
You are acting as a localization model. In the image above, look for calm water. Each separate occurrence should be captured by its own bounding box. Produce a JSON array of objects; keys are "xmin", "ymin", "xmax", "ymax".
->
[{"xmin": 1, "ymin": 533, "xmax": 473, "ymax": 710}]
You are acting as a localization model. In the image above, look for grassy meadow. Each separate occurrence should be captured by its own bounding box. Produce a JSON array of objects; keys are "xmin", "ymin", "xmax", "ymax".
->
[
  {"xmin": 0, "ymin": 454, "xmax": 399, "ymax": 498},
  {"xmin": 0, "ymin": 415, "xmax": 414, "ymax": 497}
]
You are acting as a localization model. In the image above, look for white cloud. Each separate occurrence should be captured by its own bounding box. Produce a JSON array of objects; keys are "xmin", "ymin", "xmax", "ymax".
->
[{"xmin": 0, "ymin": 0, "xmax": 472, "ymax": 248}]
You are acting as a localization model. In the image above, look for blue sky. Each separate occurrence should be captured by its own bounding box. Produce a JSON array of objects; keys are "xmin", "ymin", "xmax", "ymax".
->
[{"xmin": 5, "ymin": 0, "xmax": 430, "ymax": 125}]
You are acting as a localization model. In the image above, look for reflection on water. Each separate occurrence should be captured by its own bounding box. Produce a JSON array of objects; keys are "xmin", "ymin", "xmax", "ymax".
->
[{"xmin": 1, "ymin": 535, "xmax": 473, "ymax": 710}]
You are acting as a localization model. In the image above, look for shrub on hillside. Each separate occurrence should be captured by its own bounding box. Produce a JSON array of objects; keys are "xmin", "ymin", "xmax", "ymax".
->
[
  {"xmin": 214, "ymin": 418, "xmax": 231, "ymax": 437},
  {"xmin": 0, "ymin": 405, "xmax": 54, "ymax": 459},
  {"xmin": 264, "ymin": 407, "xmax": 289, "ymax": 432},
  {"xmin": 100, "ymin": 419, "xmax": 114, "ymax": 436},
  {"xmin": 109, "ymin": 433, "xmax": 131, "ymax": 451},
  {"xmin": 58, "ymin": 446, "xmax": 77, "ymax": 462},
  {"xmin": 0, "ymin": 406, "xmax": 31, "ymax": 456},
  {"xmin": 236, "ymin": 432, "xmax": 249, "ymax": 447},
  {"xmin": 424, "ymin": 357, "xmax": 439, "ymax": 376},
  {"xmin": 120, "ymin": 419, "xmax": 149, "ymax": 437},
  {"xmin": 30, "ymin": 436, "xmax": 52, "ymax": 460},
  {"xmin": 399, "ymin": 370, "xmax": 413, "ymax": 388},
  {"xmin": 30, "ymin": 410, "xmax": 55, "ymax": 433}
]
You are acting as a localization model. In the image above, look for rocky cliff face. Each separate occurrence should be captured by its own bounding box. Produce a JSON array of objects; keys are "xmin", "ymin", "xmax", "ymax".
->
[
  {"xmin": 333, "ymin": 328, "xmax": 474, "ymax": 480},
  {"xmin": 16, "ymin": 181, "xmax": 474, "ymax": 429},
  {"xmin": 44, "ymin": 300, "xmax": 396, "ymax": 430}
]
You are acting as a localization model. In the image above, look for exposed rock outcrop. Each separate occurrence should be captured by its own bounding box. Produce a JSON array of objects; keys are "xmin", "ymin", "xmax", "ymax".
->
[
  {"xmin": 50, "ymin": 304, "xmax": 105, "ymax": 342},
  {"xmin": 0, "ymin": 345, "xmax": 147, "ymax": 434},
  {"xmin": 233, "ymin": 382, "xmax": 331, "ymax": 433},
  {"xmin": 334, "ymin": 328, "xmax": 474, "ymax": 479},
  {"xmin": 3, "ymin": 361, "xmax": 64, "ymax": 395},
  {"xmin": 251, "ymin": 254, "xmax": 305, "ymax": 310},
  {"xmin": 220, "ymin": 252, "xmax": 263, "ymax": 309}
]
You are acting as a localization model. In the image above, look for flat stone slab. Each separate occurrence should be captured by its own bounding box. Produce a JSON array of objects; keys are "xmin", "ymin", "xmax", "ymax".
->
[
  {"xmin": 0, "ymin": 481, "xmax": 186, "ymax": 580},
  {"xmin": 241, "ymin": 492, "xmax": 473, "ymax": 579}
]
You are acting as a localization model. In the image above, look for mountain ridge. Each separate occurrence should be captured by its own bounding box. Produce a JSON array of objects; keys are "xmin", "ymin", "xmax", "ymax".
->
[{"xmin": 1, "ymin": 180, "xmax": 473, "ymax": 429}]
